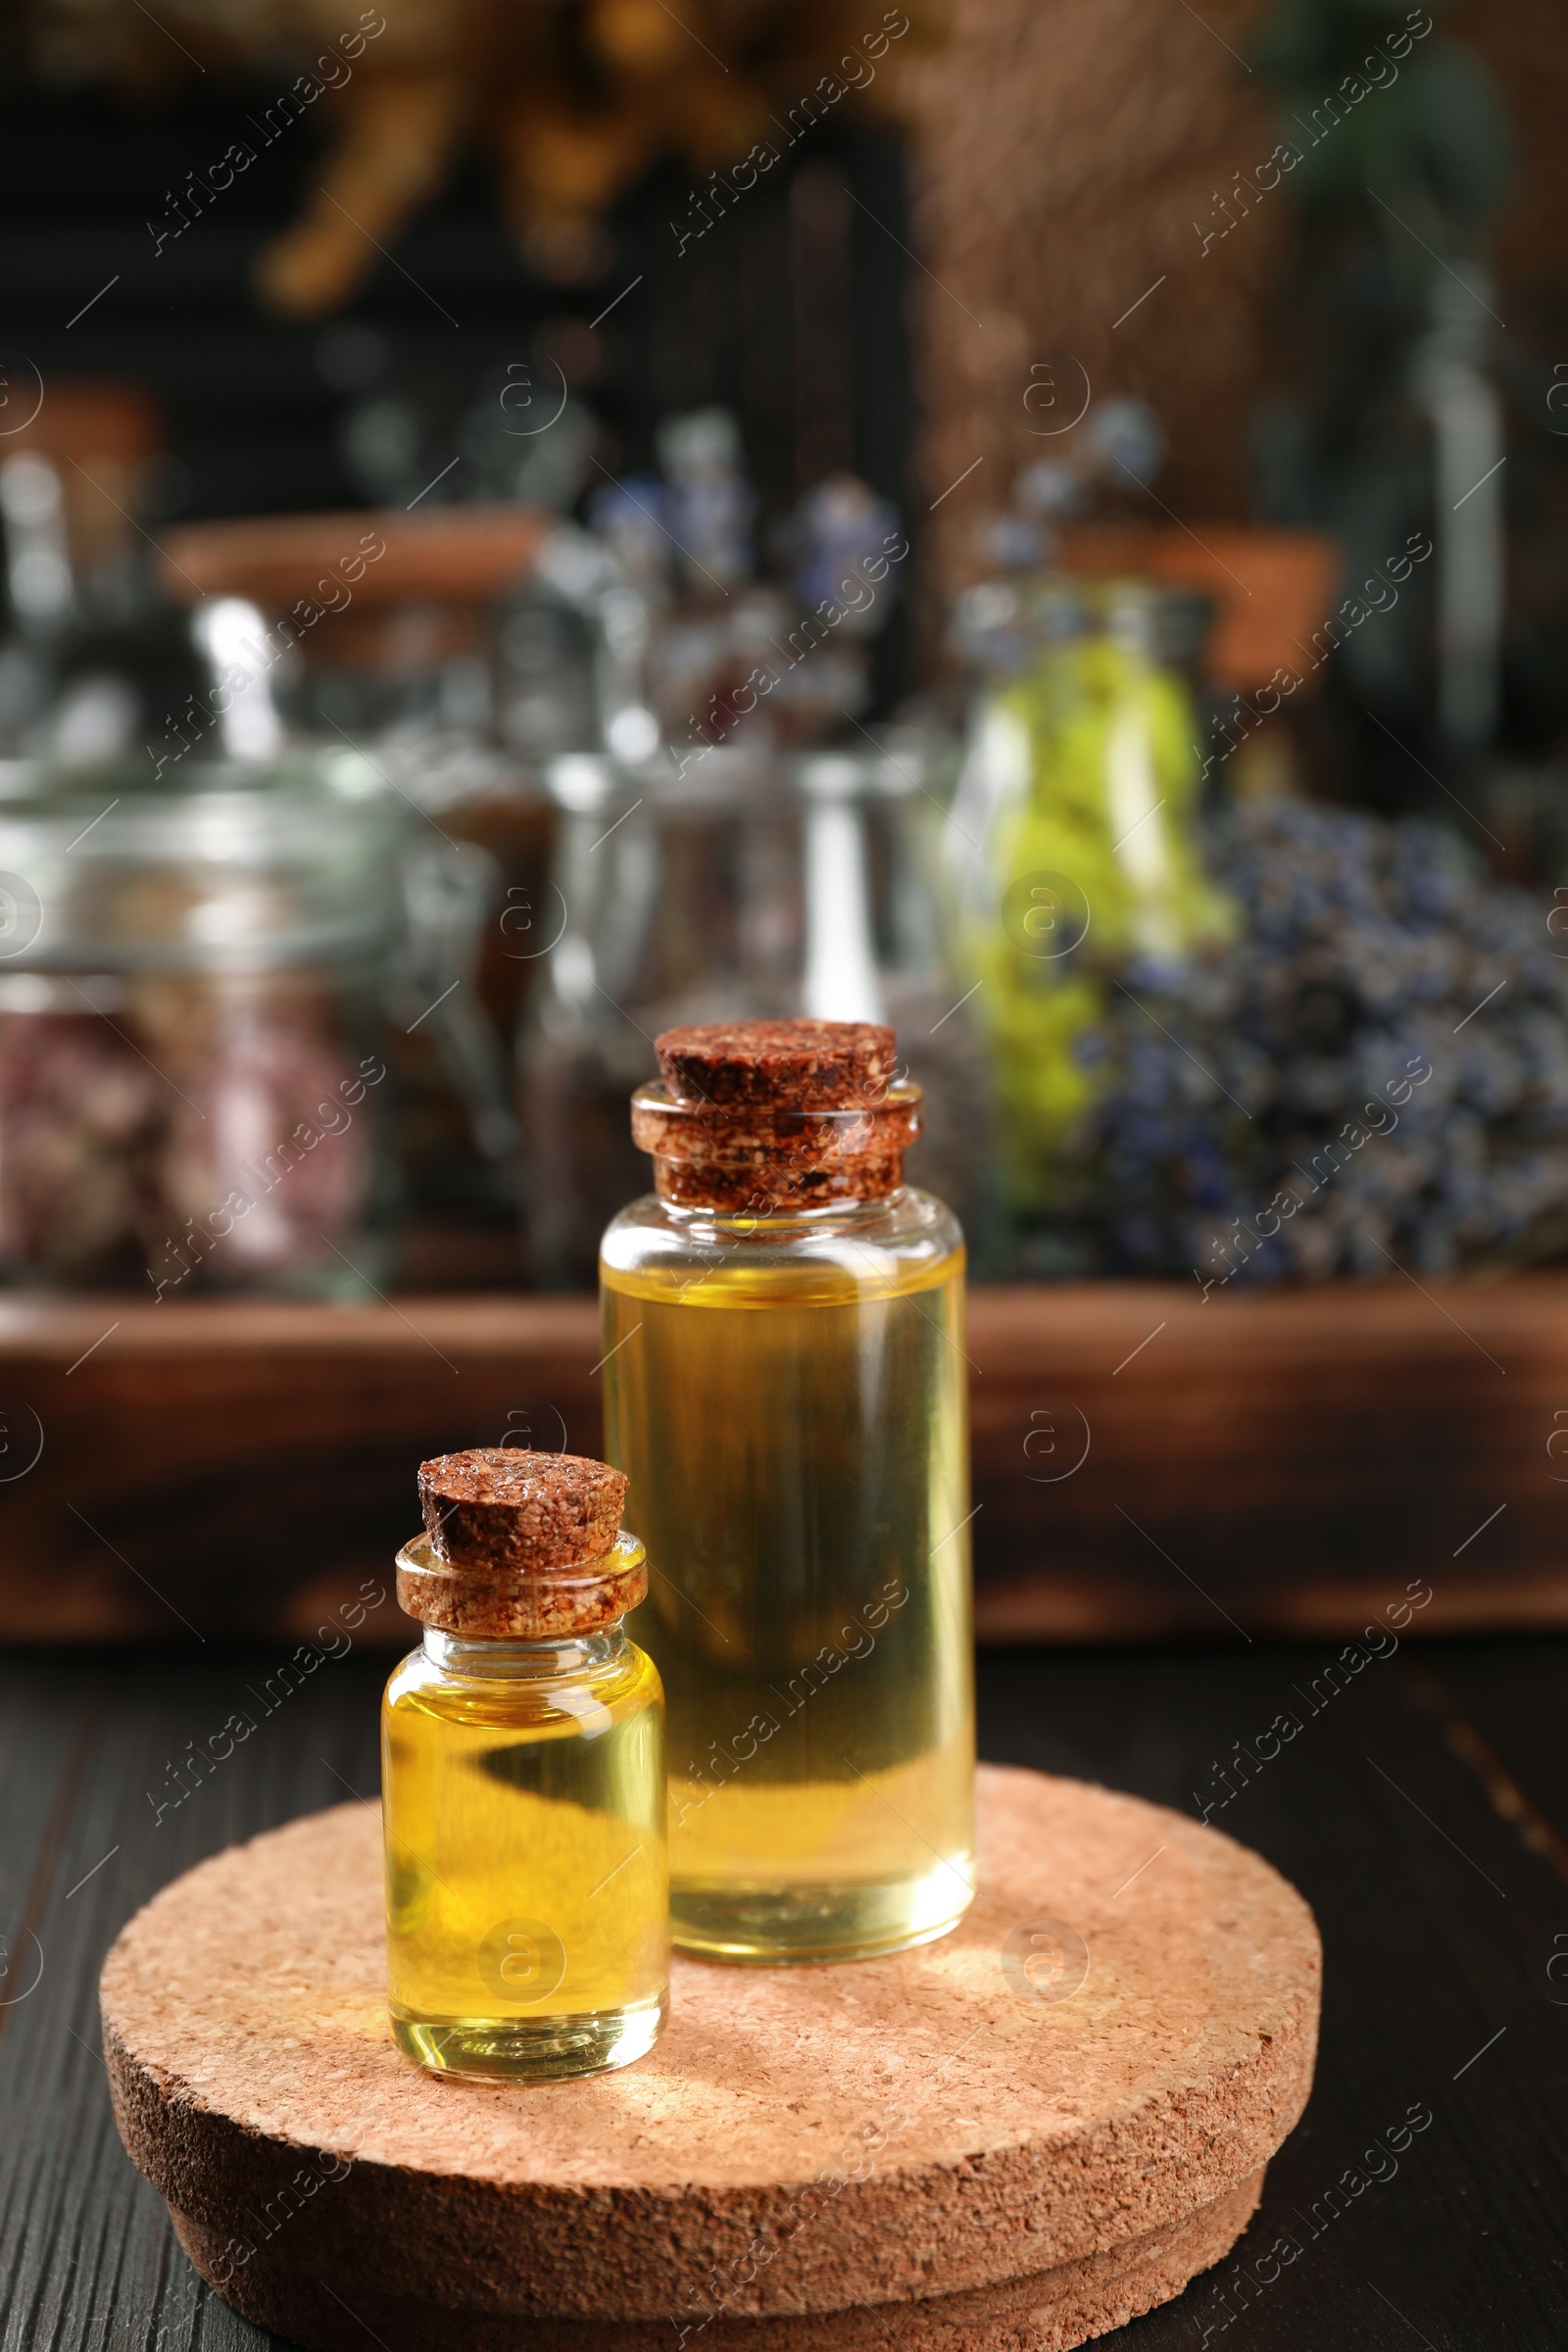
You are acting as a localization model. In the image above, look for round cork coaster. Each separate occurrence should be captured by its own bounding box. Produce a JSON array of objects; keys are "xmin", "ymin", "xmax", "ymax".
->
[{"xmin": 102, "ymin": 1766, "xmax": 1318, "ymax": 2352}]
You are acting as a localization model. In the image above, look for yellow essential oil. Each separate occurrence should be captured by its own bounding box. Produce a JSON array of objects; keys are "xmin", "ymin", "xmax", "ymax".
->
[
  {"xmin": 382, "ymin": 1451, "xmax": 667, "ymax": 2081},
  {"xmin": 600, "ymin": 1021, "xmax": 976, "ymax": 1964}
]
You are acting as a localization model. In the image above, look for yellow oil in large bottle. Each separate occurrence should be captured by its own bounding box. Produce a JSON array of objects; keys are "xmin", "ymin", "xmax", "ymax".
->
[
  {"xmin": 382, "ymin": 1618, "xmax": 667, "ymax": 2078},
  {"xmin": 601, "ymin": 1231, "xmax": 974, "ymax": 1961}
]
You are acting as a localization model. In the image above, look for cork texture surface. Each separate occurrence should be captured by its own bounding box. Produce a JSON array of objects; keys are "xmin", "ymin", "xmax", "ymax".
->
[
  {"xmin": 101, "ymin": 1766, "xmax": 1318, "ymax": 2333},
  {"xmin": 655, "ymin": 1020, "xmax": 899, "ymax": 1109},
  {"xmin": 417, "ymin": 1449, "xmax": 627, "ymax": 1574},
  {"xmin": 166, "ymin": 2171, "xmax": 1264, "ymax": 2352},
  {"xmin": 395, "ymin": 1530, "xmax": 648, "ymax": 1642}
]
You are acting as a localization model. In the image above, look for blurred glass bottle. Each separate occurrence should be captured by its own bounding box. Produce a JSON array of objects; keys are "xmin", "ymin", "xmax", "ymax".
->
[
  {"xmin": 0, "ymin": 401, "xmax": 210, "ymax": 767},
  {"xmin": 948, "ymin": 580, "xmax": 1234, "ymax": 1242},
  {"xmin": 580, "ymin": 413, "xmax": 905, "ymax": 759},
  {"xmin": 0, "ymin": 752, "xmax": 400, "ymax": 1295},
  {"xmin": 518, "ymin": 734, "xmax": 991, "ymax": 1286}
]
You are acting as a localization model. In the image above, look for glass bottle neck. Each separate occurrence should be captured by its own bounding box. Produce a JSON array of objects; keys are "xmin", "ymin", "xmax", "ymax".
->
[
  {"xmin": 647, "ymin": 1181, "xmax": 914, "ymax": 1232},
  {"xmin": 421, "ymin": 1623, "xmax": 629, "ymax": 1679}
]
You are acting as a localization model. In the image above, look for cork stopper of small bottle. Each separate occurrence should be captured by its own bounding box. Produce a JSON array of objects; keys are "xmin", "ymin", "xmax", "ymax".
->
[
  {"xmin": 397, "ymin": 1448, "xmax": 646, "ymax": 1641},
  {"xmin": 629, "ymin": 1017, "xmax": 921, "ymax": 1209}
]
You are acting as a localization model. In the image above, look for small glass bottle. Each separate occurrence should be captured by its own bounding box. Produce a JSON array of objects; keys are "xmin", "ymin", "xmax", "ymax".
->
[
  {"xmin": 600, "ymin": 1018, "xmax": 976, "ymax": 1963},
  {"xmin": 383, "ymin": 1447, "xmax": 668, "ymax": 2081}
]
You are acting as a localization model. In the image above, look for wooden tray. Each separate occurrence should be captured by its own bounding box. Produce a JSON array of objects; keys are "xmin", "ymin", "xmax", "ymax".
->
[
  {"xmin": 158, "ymin": 506, "xmax": 550, "ymax": 612},
  {"xmin": 101, "ymin": 1764, "xmax": 1319, "ymax": 2352},
  {"xmin": 1, "ymin": 1275, "xmax": 1562, "ymax": 1646}
]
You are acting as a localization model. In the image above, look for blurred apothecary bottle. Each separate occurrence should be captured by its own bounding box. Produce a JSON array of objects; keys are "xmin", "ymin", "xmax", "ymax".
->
[
  {"xmin": 0, "ymin": 753, "xmax": 400, "ymax": 1296},
  {"xmin": 518, "ymin": 736, "xmax": 995, "ymax": 1288},
  {"xmin": 380, "ymin": 740, "xmax": 554, "ymax": 1230},
  {"xmin": 947, "ymin": 580, "xmax": 1235, "ymax": 1242}
]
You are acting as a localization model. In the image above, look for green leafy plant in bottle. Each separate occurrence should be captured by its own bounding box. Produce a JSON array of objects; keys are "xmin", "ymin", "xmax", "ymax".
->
[{"xmin": 954, "ymin": 584, "xmax": 1237, "ymax": 1245}]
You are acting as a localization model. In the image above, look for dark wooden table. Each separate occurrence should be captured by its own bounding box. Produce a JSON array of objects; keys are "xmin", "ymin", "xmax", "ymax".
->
[{"xmin": 3, "ymin": 1634, "xmax": 1566, "ymax": 2350}]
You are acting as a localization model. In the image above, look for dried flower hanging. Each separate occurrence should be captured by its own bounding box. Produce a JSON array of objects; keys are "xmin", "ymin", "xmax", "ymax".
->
[{"xmin": 32, "ymin": 0, "xmax": 938, "ymax": 313}]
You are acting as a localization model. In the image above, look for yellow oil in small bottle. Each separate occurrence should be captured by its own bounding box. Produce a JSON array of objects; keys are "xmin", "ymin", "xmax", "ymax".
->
[
  {"xmin": 384, "ymin": 1530, "xmax": 667, "ymax": 2081},
  {"xmin": 601, "ymin": 1227, "xmax": 975, "ymax": 1963}
]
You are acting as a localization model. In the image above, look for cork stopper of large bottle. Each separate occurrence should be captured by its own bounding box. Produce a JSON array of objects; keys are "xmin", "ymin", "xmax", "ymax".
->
[
  {"xmin": 397, "ymin": 1449, "xmax": 646, "ymax": 1640},
  {"xmin": 629, "ymin": 1017, "xmax": 921, "ymax": 1209}
]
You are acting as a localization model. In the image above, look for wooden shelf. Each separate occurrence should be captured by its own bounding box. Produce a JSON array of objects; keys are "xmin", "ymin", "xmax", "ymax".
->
[{"xmin": 0, "ymin": 1278, "xmax": 1561, "ymax": 1644}]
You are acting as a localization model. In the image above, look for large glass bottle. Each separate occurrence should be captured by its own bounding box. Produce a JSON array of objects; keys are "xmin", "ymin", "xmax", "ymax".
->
[
  {"xmin": 599, "ymin": 1017, "xmax": 975, "ymax": 1963},
  {"xmin": 383, "ymin": 1447, "xmax": 667, "ymax": 2081}
]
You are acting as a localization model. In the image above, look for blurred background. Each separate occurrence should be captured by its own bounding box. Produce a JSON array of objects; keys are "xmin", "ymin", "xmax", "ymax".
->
[{"xmin": 4, "ymin": 0, "xmax": 1568, "ymax": 1642}]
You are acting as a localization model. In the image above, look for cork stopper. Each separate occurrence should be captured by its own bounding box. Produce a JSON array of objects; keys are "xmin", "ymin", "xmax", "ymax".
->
[
  {"xmin": 399, "ymin": 1449, "xmax": 645, "ymax": 1640},
  {"xmin": 419, "ymin": 1448, "xmax": 627, "ymax": 1570},
  {"xmin": 631, "ymin": 1017, "xmax": 921, "ymax": 1211},
  {"xmin": 657, "ymin": 1019, "xmax": 898, "ymax": 1109}
]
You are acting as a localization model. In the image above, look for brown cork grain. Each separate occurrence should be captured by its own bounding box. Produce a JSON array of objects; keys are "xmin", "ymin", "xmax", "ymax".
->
[
  {"xmin": 395, "ymin": 1530, "xmax": 648, "ymax": 1642},
  {"xmin": 101, "ymin": 1766, "xmax": 1318, "ymax": 2349},
  {"xmin": 656, "ymin": 1020, "xmax": 898, "ymax": 1110},
  {"xmin": 418, "ymin": 1449, "xmax": 627, "ymax": 1573},
  {"xmin": 630, "ymin": 1083, "xmax": 921, "ymax": 1212},
  {"xmin": 632, "ymin": 1018, "xmax": 920, "ymax": 1211},
  {"xmin": 165, "ymin": 2171, "xmax": 1264, "ymax": 2350}
]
